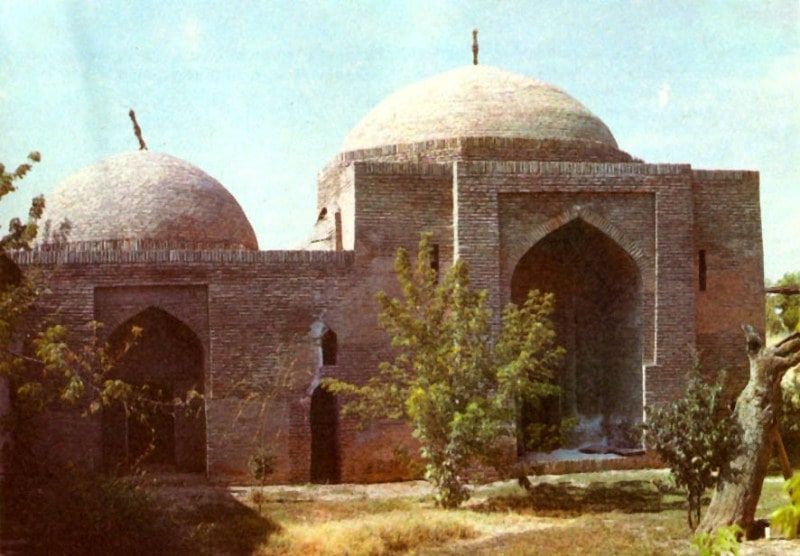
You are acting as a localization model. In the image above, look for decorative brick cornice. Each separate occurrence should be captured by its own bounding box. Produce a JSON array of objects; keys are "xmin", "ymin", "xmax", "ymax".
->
[
  {"xmin": 13, "ymin": 246, "xmax": 355, "ymax": 267},
  {"xmin": 692, "ymin": 169, "xmax": 758, "ymax": 180},
  {"xmin": 353, "ymin": 161, "xmax": 452, "ymax": 177},
  {"xmin": 460, "ymin": 160, "xmax": 692, "ymax": 177},
  {"xmin": 318, "ymin": 135, "xmax": 635, "ymax": 180},
  {"xmin": 325, "ymin": 158, "xmax": 694, "ymax": 182}
]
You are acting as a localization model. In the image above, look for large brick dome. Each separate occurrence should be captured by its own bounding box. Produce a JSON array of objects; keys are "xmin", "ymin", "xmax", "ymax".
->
[
  {"xmin": 44, "ymin": 151, "xmax": 258, "ymax": 249},
  {"xmin": 342, "ymin": 65, "xmax": 620, "ymax": 154}
]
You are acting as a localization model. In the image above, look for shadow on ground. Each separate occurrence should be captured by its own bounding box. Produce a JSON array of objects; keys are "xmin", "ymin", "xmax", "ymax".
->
[
  {"xmin": 1, "ymin": 471, "xmax": 280, "ymax": 556},
  {"xmin": 144, "ymin": 477, "xmax": 282, "ymax": 556},
  {"xmin": 475, "ymin": 479, "xmax": 685, "ymax": 516},
  {"xmin": 176, "ymin": 498, "xmax": 281, "ymax": 555}
]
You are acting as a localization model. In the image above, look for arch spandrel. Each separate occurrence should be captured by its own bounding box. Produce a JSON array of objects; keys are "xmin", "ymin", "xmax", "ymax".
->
[
  {"xmin": 508, "ymin": 206, "xmax": 650, "ymax": 283},
  {"xmin": 107, "ymin": 306, "xmax": 205, "ymax": 373},
  {"xmin": 92, "ymin": 286, "xmax": 209, "ymax": 353}
]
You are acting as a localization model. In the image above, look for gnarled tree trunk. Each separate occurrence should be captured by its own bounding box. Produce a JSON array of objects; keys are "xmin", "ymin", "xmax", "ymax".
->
[{"xmin": 697, "ymin": 325, "xmax": 800, "ymax": 538}]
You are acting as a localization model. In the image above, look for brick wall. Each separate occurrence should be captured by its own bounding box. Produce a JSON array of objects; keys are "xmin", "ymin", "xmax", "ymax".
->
[
  {"xmin": 16, "ymin": 250, "xmax": 361, "ymax": 482},
  {"xmin": 12, "ymin": 158, "xmax": 763, "ymax": 482},
  {"xmin": 692, "ymin": 170, "xmax": 764, "ymax": 397}
]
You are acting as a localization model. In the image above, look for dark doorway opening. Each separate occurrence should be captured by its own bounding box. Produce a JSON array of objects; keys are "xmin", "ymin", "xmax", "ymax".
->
[
  {"xmin": 102, "ymin": 307, "xmax": 205, "ymax": 472},
  {"xmin": 310, "ymin": 386, "xmax": 340, "ymax": 483},
  {"xmin": 511, "ymin": 219, "xmax": 643, "ymax": 452}
]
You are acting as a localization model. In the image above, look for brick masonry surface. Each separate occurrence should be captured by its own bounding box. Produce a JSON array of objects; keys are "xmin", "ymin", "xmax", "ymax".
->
[{"xmin": 11, "ymin": 89, "xmax": 764, "ymax": 482}]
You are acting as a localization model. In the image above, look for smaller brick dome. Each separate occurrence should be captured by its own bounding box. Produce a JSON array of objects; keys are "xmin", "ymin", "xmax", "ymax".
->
[{"xmin": 44, "ymin": 151, "xmax": 258, "ymax": 249}]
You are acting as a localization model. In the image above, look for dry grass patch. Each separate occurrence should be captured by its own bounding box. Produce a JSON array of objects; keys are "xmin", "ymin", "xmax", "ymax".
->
[
  {"xmin": 429, "ymin": 510, "xmax": 692, "ymax": 555},
  {"xmin": 259, "ymin": 511, "xmax": 477, "ymax": 555}
]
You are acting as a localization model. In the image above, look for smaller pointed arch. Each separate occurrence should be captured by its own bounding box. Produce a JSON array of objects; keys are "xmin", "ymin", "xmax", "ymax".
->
[
  {"xmin": 322, "ymin": 329, "xmax": 337, "ymax": 366},
  {"xmin": 310, "ymin": 318, "xmax": 339, "ymax": 368}
]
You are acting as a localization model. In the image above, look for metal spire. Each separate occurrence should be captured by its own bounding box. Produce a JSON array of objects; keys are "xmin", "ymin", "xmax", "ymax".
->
[{"xmin": 128, "ymin": 109, "xmax": 148, "ymax": 151}]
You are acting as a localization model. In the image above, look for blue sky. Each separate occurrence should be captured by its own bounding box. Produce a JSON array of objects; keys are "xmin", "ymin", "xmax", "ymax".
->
[{"xmin": 0, "ymin": 0, "xmax": 797, "ymax": 279}]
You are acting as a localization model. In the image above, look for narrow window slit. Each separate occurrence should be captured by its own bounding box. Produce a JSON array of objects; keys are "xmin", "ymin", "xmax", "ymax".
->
[{"xmin": 699, "ymin": 250, "xmax": 707, "ymax": 292}]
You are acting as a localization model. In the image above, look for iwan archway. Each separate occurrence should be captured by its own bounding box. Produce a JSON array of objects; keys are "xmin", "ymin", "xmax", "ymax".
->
[
  {"xmin": 102, "ymin": 307, "xmax": 206, "ymax": 472},
  {"xmin": 511, "ymin": 218, "xmax": 643, "ymax": 452}
]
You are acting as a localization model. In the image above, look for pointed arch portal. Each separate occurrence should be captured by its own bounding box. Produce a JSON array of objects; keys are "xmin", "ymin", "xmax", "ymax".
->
[
  {"xmin": 102, "ymin": 307, "xmax": 206, "ymax": 472},
  {"xmin": 512, "ymin": 218, "xmax": 643, "ymax": 451}
]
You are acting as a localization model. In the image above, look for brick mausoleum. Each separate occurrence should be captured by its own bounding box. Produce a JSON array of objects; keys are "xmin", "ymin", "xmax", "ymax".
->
[{"xmin": 9, "ymin": 60, "xmax": 764, "ymax": 483}]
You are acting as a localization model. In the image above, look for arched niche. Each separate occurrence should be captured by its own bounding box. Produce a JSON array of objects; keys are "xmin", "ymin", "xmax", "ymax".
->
[
  {"xmin": 511, "ymin": 218, "xmax": 643, "ymax": 451},
  {"xmin": 102, "ymin": 306, "xmax": 206, "ymax": 472},
  {"xmin": 321, "ymin": 329, "xmax": 337, "ymax": 366}
]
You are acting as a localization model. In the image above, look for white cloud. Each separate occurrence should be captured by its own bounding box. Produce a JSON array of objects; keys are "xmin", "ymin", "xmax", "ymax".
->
[
  {"xmin": 183, "ymin": 19, "xmax": 202, "ymax": 53},
  {"xmin": 657, "ymin": 83, "xmax": 670, "ymax": 109}
]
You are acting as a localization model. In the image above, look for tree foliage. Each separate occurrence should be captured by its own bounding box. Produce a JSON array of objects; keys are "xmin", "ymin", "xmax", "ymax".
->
[
  {"xmin": 325, "ymin": 234, "xmax": 563, "ymax": 508},
  {"xmin": 644, "ymin": 370, "xmax": 739, "ymax": 530},
  {"xmin": 766, "ymin": 272, "xmax": 800, "ymax": 337},
  {"xmin": 0, "ymin": 151, "xmax": 44, "ymax": 252},
  {"xmin": 781, "ymin": 367, "xmax": 800, "ymax": 438}
]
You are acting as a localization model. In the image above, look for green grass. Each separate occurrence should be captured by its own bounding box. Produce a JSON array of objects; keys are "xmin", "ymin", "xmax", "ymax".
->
[{"xmin": 139, "ymin": 469, "xmax": 799, "ymax": 555}]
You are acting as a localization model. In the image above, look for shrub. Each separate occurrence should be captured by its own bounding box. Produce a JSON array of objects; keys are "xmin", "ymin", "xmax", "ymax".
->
[
  {"xmin": 691, "ymin": 524, "xmax": 742, "ymax": 556},
  {"xmin": 770, "ymin": 473, "xmax": 800, "ymax": 539},
  {"xmin": 644, "ymin": 370, "xmax": 739, "ymax": 529},
  {"xmin": 248, "ymin": 446, "xmax": 276, "ymax": 513},
  {"xmin": 248, "ymin": 446, "xmax": 276, "ymax": 483}
]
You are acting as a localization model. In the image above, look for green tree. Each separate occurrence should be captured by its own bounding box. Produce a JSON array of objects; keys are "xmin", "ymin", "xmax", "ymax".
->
[
  {"xmin": 0, "ymin": 151, "xmax": 44, "ymax": 252},
  {"xmin": 644, "ymin": 370, "xmax": 739, "ymax": 530},
  {"xmin": 325, "ymin": 234, "xmax": 563, "ymax": 508},
  {"xmin": 766, "ymin": 272, "xmax": 800, "ymax": 337},
  {"xmin": 1, "ymin": 152, "xmax": 47, "ymax": 432}
]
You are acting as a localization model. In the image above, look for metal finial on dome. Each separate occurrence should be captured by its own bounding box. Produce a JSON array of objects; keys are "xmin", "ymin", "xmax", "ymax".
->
[
  {"xmin": 472, "ymin": 28, "xmax": 479, "ymax": 65},
  {"xmin": 128, "ymin": 109, "xmax": 148, "ymax": 151}
]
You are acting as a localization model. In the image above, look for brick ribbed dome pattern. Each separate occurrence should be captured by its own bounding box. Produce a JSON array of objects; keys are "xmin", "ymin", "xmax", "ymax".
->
[
  {"xmin": 44, "ymin": 151, "xmax": 258, "ymax": 250},
  {"xmin": 342, "ymin": 65, "xmax": 619, "ymax": 153}
]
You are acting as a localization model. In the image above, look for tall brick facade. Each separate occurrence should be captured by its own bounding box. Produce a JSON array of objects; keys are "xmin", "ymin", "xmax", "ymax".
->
[{"xmin": 12, "ymin": 63, "xmax": 764, "ymax": 483}]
